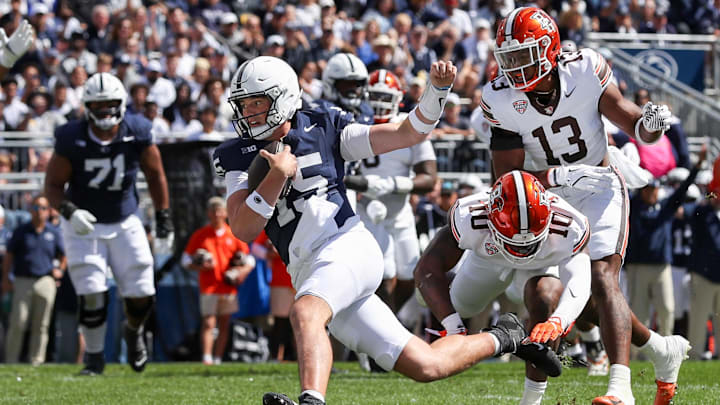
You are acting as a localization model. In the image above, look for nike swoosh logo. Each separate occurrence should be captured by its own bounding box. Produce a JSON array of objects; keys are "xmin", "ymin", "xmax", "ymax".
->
[
  {"xmin": 122, "ymin": 136, "xmax": 135, "ymax": 142},
  {"xmin": 304, "ymin": 124, "xmax": 317, "ymax": 132},
  {"xmin": 133, "ymin": 354, "xmax": 147, "ymax": 368},
  {"xmin": 565, "ymin": 87, "xmax": 576, "ymax": 97}
]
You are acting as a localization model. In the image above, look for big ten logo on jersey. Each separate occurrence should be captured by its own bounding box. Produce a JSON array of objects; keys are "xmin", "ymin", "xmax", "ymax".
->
[
  {"xmin": 468, "ymin": 202, "xmax": 489, "ymax": 230},
  {"xmin": 275, "ymin": 152, "xmax": 329, "ymax": 227},
  {"xmin": 531, "ymin": 11, "xmax": 555, "ymax": 32},
  {"xmin": 85, "ymin": 155, "xmax": 125, "ymax": 190},
  {"xmin": 548, "ymin": 211, "xmax": 573, "ymax": 237}
]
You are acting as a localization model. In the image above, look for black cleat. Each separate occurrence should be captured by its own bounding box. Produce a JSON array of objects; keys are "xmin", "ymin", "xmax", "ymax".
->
[
  {"xmin": 263, "ymin": 393, "xmax": 297, "ymax": 405},
  {"xmin": 485, "ymin": 313, "xmax": 563, "ymax": 377},
  {"xmin": 298, "ymin": 393, "xmax": 326, "ymax": 405},
  {"xmin": 124, "ymin": 323, "xmax": 148, "ymax": 373},
  {"xmin": 79, "ymin": 351, "xmax": 105, "ymax": 376}
]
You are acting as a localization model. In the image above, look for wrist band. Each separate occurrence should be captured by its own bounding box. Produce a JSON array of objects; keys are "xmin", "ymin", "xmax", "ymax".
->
[
  {"xmin": 634, "ymin": 118, "xmax": 662, "ymax": 146},
  {"xmin": 408, "ymin": 108, "xmax": 437, "ymax": 135},
  {"xmin": 417, "ymin": 81, "xmax": 451, "ymax": 122},
  {"xmin": 393, "ymin": 176, "xmax": 414, "ymax": 194},
  {"xmin": 245, "ymin": 191, "xmax": 275, "ymax": 219}
]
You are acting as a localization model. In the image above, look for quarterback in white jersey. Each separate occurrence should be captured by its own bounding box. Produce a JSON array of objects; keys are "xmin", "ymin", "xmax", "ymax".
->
[
  {"xmin": 345, "ymin": 69, "xmax": 437, "ymax": 311},
  {"xmin": 416, "ymin": 171, "xmax": 592, "ymax": 405},
  {"xmin": 484, "ymin": 7, "xmax": 689, "ymax": 405}
]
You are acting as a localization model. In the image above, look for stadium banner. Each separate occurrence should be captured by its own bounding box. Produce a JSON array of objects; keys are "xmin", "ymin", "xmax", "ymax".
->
[{"xmin": 620, "ymin": 48, "xmax": 705, "ymax": 91}]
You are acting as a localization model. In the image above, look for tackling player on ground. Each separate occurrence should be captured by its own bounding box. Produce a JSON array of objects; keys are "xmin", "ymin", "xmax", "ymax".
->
[
  {"xmin": 482, "ymin": 7, "xmax": 689, "ymax": 405},
  {"xmin": 416, "ymin": 170, "xmax": 593, "ymax": 405},
  {"xmin": 44, "ymin": 72, "xmax": 174, "ymax": 375},
  {"xmin": 214, "ymin": 56, "xmax": 561, "ymax": 405}
]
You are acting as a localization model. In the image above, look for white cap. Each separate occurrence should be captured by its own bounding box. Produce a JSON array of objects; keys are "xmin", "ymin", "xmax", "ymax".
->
[
  {"xmin": 31, "ymin": 4, "xmax": 49, "ymax": 16},
  {"xmin": 666, "ymin": 167, "xmax": 690, "ymax": 183},
  {"xmin": 220, "ymin": 12, "xmax": 238, "ymax": 25},
  {"xmin": 474, "ymin": 18, "xmax": 490, "ymax": 30},
  {"xmin": 147, "ymin": 60, "xmax": 163, "ymax": 73},
  {"xmin": 686, "ymin": 184, "xmax": 702, "ymax": 202},
  {"xmin": 319, "ymin": 0, "xmax": 335, "ymax": 8},
  {"xmin": 265, "ymin": 34, "xmax": 285, "ymax": 47},
  {"xmin": 372, "ymin": 34, "xmax": 395, "ymax": 47}
]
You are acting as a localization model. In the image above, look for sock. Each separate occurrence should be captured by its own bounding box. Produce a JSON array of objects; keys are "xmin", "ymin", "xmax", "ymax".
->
[
  {"xmin": 203, "ymin": 354, "xmax": 213, "ymax": 364},
  {"xmin": 213, "ymin": 357, "xmax": 222, "ymax": 365},
  {"xmin": 80, "ymin": 323, "xmax": 107, "ymax": 354},
  {"xmin": 579, "ymin": 326, "xmax": 601, "ymax": 342},
  {"xmin": 301, "ymin": 390, "xmax": 325, "ymax": 403},
  {"xmin": 566, "ymin": 342, "xmax": 584, "ymax": 357},
  {"xmin": 519, "ymin": 377, "xmax": 547, "ymax": 405},
  {"xmin": 606, "ymin": 364, "xmax": 634, "ymax": 405},
  {"xmin": 489, "ymin": 334, "xmax": 501, "ymax": 356},
  {"xmin": 638, "ymin": 330, "xmax": 664, "ymax": 357}
]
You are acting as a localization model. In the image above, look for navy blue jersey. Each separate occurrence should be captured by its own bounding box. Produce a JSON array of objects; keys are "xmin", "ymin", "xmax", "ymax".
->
[
  {"xmin": 54, "ymin": 114, "xmax": 154, "ymax": 223},
  {"xmin": 214, "ymin": 103, "xmax": 358, "ymax": 264},
  {"xmin": 671, "ymin": 206, "xmax": 693, "ymax": 268},
  {"xmin": 304, "ymin": 99, "xmax": 375, "ymax": 125}
]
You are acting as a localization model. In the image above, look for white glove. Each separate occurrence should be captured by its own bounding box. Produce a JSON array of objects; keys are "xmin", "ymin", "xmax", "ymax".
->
[
  {"xmin": 0, "ymin": 20, "xmax": 34, "ymax": 69},
  {"xmin": 364, "ymin": 175, "xmax": 396, "ymax": 199},
  {"xmin": 547, "ymin": 164, "xmax": 613, "ymax": 193},
  {"xmin": 641, "ymin": 102, "xmax": 671, "ymax": 133},
  {"xmin": 70, "ymin": 209, "xmax": 97, "ymax": 235},
  {"xmin": 365, "ymin": 199, "xmax": 387, "ymax": 224},
  {"xmin": 153, "ymin": 232, "xmax": 175, "ymax": 256}
]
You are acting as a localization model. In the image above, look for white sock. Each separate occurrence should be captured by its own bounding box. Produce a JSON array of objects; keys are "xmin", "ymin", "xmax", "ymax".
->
[
  {"xmin": 639, "ymin": 330, "xmax": 664, "ymax": 358},
  {"xmin": 213, "ymin": 357, "xmax": 222, "ymax": 365},
  {"xmin": 301, "ymin": 390, "xmax": 325, "ymax": 403},
  {"xmin": 203, "ymin": 354, "xmax": 213, "ymax": 364},
  {"xmin": 606, "ymin": 364, "xmax": 634, "ymax": 405},
  {"xmin": 489, "ymin": 334, "xmax": 501, "ymax": 356},
  {"xmin": 566, "ymin": 343, "xmax": 584, "ymax": 357},
  {"xmin": 579, "ymin": 326, "xmax": 601, "ymax": 342},
  {"xmin": 80, "ymin": 323, "xmax": 107, "ymax": 354},
  {"xmin": 519, "ymin": 377, "xmax": 547, "ymax": 405}
]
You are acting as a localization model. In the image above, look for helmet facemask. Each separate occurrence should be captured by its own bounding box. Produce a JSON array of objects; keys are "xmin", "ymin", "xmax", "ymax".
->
[
  {"xmin": 496, "ymin": 36, "xmax": 554, "ymax": 92},
  {"xmin": 488, "ymin": 219, "xmax": 549, "ymax": 265},
  {"xmin": 334, "ymin": 78, "xmax": 367, "ymax": 109},
  {"xmin": 86, "ymin": 100, "xmax": 124, "ymax": 130},
  {"xmin": 368, "ymin": 87, "xmax": 402, "ymax": 123},
  {"xmin": 229, "ymin": 87, "xmax": 286, "ymax": 140}
]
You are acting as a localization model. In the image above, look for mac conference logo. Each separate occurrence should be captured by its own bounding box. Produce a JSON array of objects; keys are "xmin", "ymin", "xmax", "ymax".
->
[{"xmin": 633, "ymin": 49, "xmax": 678, "ymax": 87}]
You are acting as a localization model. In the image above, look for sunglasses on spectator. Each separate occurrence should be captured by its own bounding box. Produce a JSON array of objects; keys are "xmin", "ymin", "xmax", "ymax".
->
[{"xmin": 33, "ymin": 205, "xmax": 49, "ymax": 211}]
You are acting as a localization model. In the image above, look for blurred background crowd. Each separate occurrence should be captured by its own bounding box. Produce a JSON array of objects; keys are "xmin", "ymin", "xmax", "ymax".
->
[{"xmin": 0, "ymin": 0, "xmax": 718, "ymax": 367}]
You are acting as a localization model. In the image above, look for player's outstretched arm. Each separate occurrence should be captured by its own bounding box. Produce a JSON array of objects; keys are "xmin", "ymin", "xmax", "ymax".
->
[
  {"xmin": 368, "ymin": 61, "xmax": 457, "ymax": 156},
  {"xmin": 44, "ymin": 153, "xmax": 73, "ymax": 214},
  {"xmin": 599, "ymin": 82, "xmax": 668, "ymax": 145},
  {"xmin": 414, "ymin": 225, "xmax": 465, "ymax": 331}
]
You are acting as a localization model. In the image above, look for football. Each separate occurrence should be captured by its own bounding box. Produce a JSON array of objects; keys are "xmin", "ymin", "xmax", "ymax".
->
[{"xmin": 247, "ymin": 141, "xmax": 292, "ymax": 198}]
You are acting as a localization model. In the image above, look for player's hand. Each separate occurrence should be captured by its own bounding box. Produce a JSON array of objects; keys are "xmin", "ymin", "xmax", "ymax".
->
[
  {"xmin": 0, "ymin": 20, "xmax": 34, "ymax": 69},
  {"xmin": 429, "ymin": 61, "xmax": 457, "ymax": 89},
  {"xmin": 365, "ymin": 199, "xmax": 387, "ymax": 224},
  {"xmin": 548, "ymin": 164, "xmax": 613, "ymax": 193},
  {"xmin": 154, "ymin": 209, "xmax": 174, "ymax": 255},
  {"xmin": 529, "ymin": 317, "xmax": 563, "ymax": 343},
  {"xmin": 364, "ymin": 175, "xmax": 395, "ymax": 199},
  {"xmin": 641, "ymin": 102, "xmax": 671, "ymax": 134},
  {"xmin": 70, "ymin": 209, "xmax": 97, "ymax": 235},
  {"xmin": 260, "ymin": 144, "xmax": 297, "ymax": 179}
]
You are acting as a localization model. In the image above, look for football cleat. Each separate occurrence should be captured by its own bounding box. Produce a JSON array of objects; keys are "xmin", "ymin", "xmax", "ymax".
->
[
  {"xmin": 263, "ymin": 393, "xmax": 297, "ymax": 405},
  {"xmin": 485, "ymin": 313, "xmax": 563, "ymax": 377},
  {"xmin": 585, "ymin": 340, "xmax": 610, "ymax": 376},
  {"xmin": 124, "ymin": 322, "xmax": 148, "ymax": 373},
  {"xmin": 591, "ymin": 395, "xmax": 626, "ymax": 405},
  {"xmin": 650, "ymin": 335, "xmax": 690, "ymax": 383},
  {"xmin": 654, "ymin": 380, "xmax": 677, "ymax": 405},
  {"xmin": 79, "ymin": 351, "xmax": 105, "ymax": 376}
]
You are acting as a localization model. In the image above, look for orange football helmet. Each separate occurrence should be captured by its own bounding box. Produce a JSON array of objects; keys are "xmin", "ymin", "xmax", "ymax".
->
[
  {"xmin": 488, "ymin": 170, "xmax": 552, "ymax": 264},
  {"xmin": 367, "ymin": 69, "xmax": 403, "ymax": 123},
  {"xmin": 494, "ymin": 7, "xmax": 561, "ymax": 92}
]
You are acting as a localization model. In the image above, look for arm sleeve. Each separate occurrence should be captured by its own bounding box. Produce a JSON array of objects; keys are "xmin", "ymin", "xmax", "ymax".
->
[
  {"xmin": 490, "ymin": 126, "xmax": 523, "ymax": 151},
  {"xmin": 448, "ymin": 194, "xmax": 487, "ymax": 250},
  {"xmin": 224, "ymin": 170, "xmax": 249, "ymax": 198},
  {"xmin": 552, "ymin": 250, "xmax": 592, "ymax": 330},
  {"xmin": 339, "ymin": 124, "xmax": 374, "ymax": 161}
]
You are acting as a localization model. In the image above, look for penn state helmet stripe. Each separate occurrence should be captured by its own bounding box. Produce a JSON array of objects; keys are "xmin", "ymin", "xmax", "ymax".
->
[
  {"xmin": 345, "ymin": 53, "xmax": 355, "ymax": 72},
  {"xmin": 512, "ymin": 170, "xmax": 529, "ymax": 234}
]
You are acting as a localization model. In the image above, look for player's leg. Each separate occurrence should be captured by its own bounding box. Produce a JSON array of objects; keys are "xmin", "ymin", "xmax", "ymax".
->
[
  {"xmin": 391, "ymin": 224, "xmax": 421, "ymax": 315},
  {"xmin": 520, "ymin": 275, "xmax": 563, "ymax": 405},
  {"xmin": 108, "ymin": 215, "xmax": 156, "ymax": 373},
  {"xmin": 651, "ymin": 264, "xmax": 675, "ymax": 337}
]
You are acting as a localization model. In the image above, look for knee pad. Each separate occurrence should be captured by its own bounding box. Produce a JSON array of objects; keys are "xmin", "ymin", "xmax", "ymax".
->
[
  {"xmin": 123, "ymin": 296, "xmax": 155, "ymax": 322},
  {"xmin": 78, "ymin": 291, "xmax": 109, "ymax": 328}
]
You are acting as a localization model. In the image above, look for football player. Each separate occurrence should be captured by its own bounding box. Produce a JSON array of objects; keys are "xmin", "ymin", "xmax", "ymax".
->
[
  {"xmin": 44, "ymin": 73, "xmax": 174, "ymax": 375},
  {"xmin": 0, "ymin": 19, "xmax": 34, "ymax": 79},
  {"xmin": 345, "ymin": 69, "xmax": 437, "ymax": 314},
  {"xmin": 214, "ymin": 56, "xmax": 560, "ymax": 405},
  {"xmin": 483, "ymin": 7, "xmax": 688, "ymax": 405},
  {"xmin": 416, "ymin": 170, "xmax": 593, "ymax": 405},
  {"xmin": 319, "ymin": 52, "xmax": 375, "ymax": 125}
]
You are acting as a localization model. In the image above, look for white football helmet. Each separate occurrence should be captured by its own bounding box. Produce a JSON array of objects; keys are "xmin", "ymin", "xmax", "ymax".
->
[
  {"xmin": 228, "ymin": 56, "xmax": 302, "ymax": 140},
  {"xmin": 82, "ymin": 72, "xmax": 128, "ymax": 130},
  {"xmin": 322, "ymin": 53, "xmax": 368, "ymax": 110}
]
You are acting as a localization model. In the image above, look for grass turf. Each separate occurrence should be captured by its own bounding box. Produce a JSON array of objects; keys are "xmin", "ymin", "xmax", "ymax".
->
[{"xmin": 0, "ymin": 360, "xmax": 718, "ymax": 404}]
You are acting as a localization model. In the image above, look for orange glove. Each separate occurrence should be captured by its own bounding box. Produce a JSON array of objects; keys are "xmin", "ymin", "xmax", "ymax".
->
[{"xmin": 529, "ymin": 316, "xmax": 563, "ymax": 343}]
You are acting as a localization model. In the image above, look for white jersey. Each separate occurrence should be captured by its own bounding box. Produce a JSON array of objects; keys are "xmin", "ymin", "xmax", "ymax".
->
[
  {"xmin": 481, "ymin": 48, "xmax": 613, "ymax": 171},
  {"xmin": 448, "ymin": 191, "xmax": 590, "ymax": 270},
  {"xmin": 358, "ymin": 139, "xmax": 436, "ymax": 226}
]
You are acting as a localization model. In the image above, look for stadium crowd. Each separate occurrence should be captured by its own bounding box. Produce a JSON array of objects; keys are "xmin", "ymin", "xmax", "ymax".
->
[{"xmin": 0, "ymin": 0, "xmax": 717, "ymax": 387}]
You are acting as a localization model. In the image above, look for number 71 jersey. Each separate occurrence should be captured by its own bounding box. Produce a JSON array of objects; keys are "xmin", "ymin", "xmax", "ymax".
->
[{"xmin": 481, "ymin": 48, "xmax": 612, "ymax": 172}]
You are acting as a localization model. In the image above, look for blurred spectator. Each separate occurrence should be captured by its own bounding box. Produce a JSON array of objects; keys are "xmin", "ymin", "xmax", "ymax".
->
[
  {"xmin": 462, "ymin": 18, "xmax": 492, "ymax": 72},
  {"xmin": 264, "ymin": 5, "xmax": 290, "ymax": 38},
  {"xmin": 217, "ymin": 12, "xmax": 244, "ymax": 51},
  {"xmin": 29, "ymin": 4, "xmax": 54, "ymax": 54},
  {"xmin": 408, "ymin": 25, "xmax": 436, "ymax": 76},
  {"xmin": 367, "ymin": 34, "xmax": 396, "ymax": 72},
  {"xmin": 400, "ymin": 75, "xmax": 425, "ymax": 113},
  {"xmin": 63, "ymin": 30, "xmax": 98, "ymax": 76},
  {"xmin": 435, "ymin": 93, "xmax": 472, "ymax": 138},
  {"xmin": 172, "ymin": 34, "xmax": 196, "ymax": 79},
  {"xmin": 439, "ymin": 0, "xmax": 473, "ymax": 38},
  {"xmin": 96, "ymin": 53, "xmax": 114, "ymax": 74},
  {"xmin": 66, "ymin": 65, "xmax": 88, "ymax": 113},
  {"xmin": 1, "ymin": 77, "xmax": 29, "ymax": 130},
  {"xmin": 299, "ymin": 61, "xmax": 323, "ymax": 102},
  {"xmin": 19, "ymin": 63, "xmax": 43, "ymax": 104},
  {"xmin": 115, "ymin": 54, "xmax": 142, "ymax": 89},
  {"xmin": 313, "ymin": 25, "xmax": 340, "ymax": 71},
  {"xmin": 143, "ymin": 99, "xmax": 170, "ymax": 135},
  {"xmin": 263, "ymin": 34, "xmax": 286, "ymax": 58},
  {"xmin": 283, "ymin": 22, "xmax": 311, "ymax": 73},
  {"xmin": 692, "ymin": 0, "xmax": 720, "ymax": 35},
  {"xmin": 182, "ymin": 197, "xmax": 253, "ymax": 365},
  {"xmin": 128, "ymin": 82, "xmax": 150, "ymax": 115},
  {"xmin": 433, "ymin": 26, "xmax": 467, "ymax": 69},
  {"xmin": 189, "ymin": 57, "xmax": 211, "ymax": 101},
  {"xmin": 2, "ymin": 195, "xmax": 65, "ymax": 365},
  {"xmin": 87, "ymin": 4, "xmax": 113, "ymax": 55},
  {"xmin": 416, "ymin": 179, "xmax": 457, "ymax": 250},
  {"xmin": 625, "ymin": 148, "xmax": 703, "ymax": 337},
  {"xmin": 169, "ymin": 101, "xmax": 202, "ymax": 137},
  {"xmin": 187, "ymin": 106, "xmax": 223, "ymax": 142},
  {"xmin": 198, "ymin": 77, "xmax": 232, "ymax": 132},
  {"xmin": 199, "ymin": 0, "xmax": 231, "ymax": 32},
  {"xmin": 109, "ymin": 17, "xmax": 136, "ymax": 60},
  {"xmin": 558, "ymin": 8, "xmax": 587, "ymax": 45},
  {"xmin": 25, "ymin": 90, "xmax": 67, "ymax": 133},
  {"xmin": 362, "ymin": 0, "xmax": 395, "ymax": 34},
  {"xmin": 145, "ymin": 60, "xmax": 177, "ymax": 111}
]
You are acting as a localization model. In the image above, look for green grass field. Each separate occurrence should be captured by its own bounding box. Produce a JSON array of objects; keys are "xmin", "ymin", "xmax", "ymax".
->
[{"xmin": 0, "ymin": 360, "xmax": 718, "ymax": 404}]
